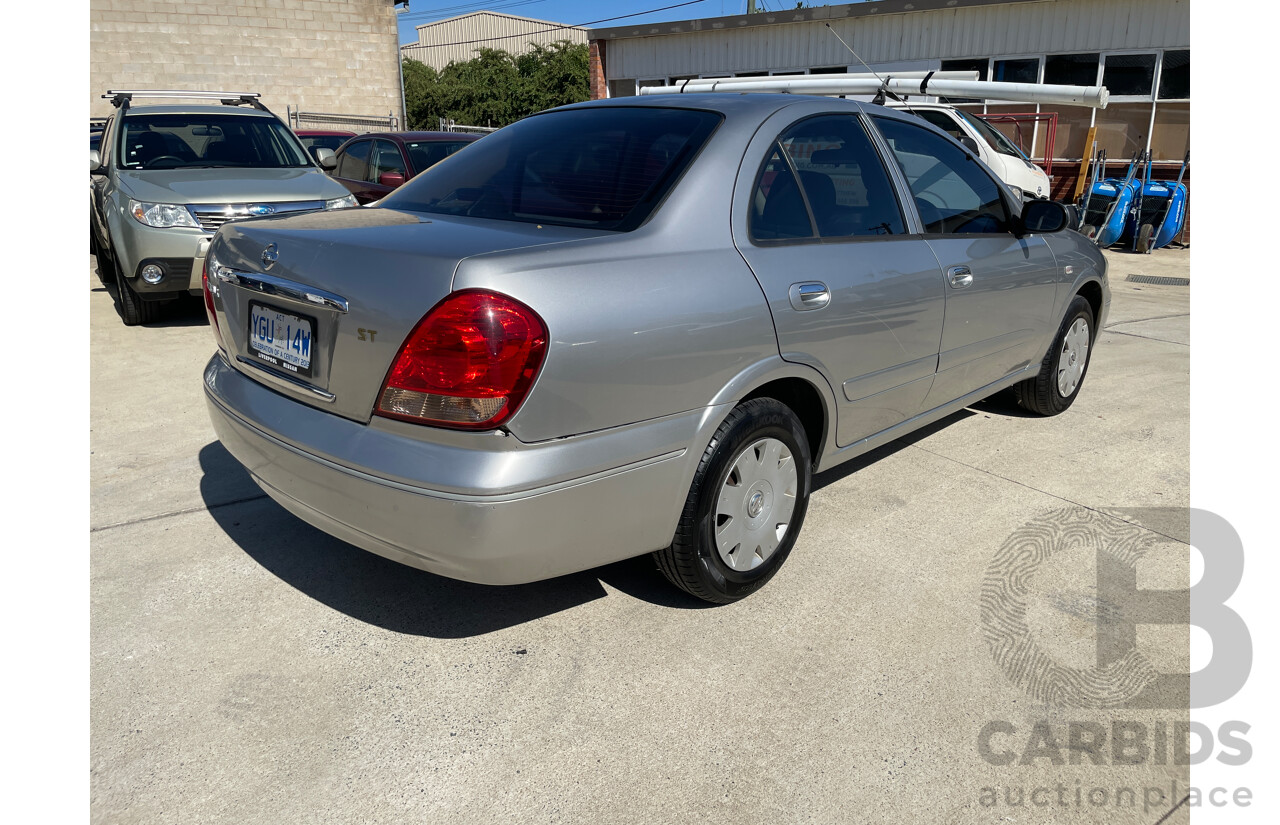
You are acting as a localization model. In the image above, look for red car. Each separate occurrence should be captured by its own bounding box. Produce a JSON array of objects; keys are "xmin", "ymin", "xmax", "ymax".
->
[
  {"xmin": 294, "ymin": 129, "xmax": 357, "ymax": 162},
  {"xmin": 330, "ymin": 131, "xmax": 482, "ymax": 204}
]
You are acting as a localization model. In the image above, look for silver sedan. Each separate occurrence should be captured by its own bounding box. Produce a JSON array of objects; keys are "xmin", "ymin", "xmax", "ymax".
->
[{"xmin": 203, "ymin": 94, "xmax": 1108, "ymax": 603}]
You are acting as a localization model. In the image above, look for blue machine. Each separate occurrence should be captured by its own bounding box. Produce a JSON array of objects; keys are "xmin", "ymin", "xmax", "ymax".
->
[
  {"xmin": 1079, "ymin": 149, "xmax": 1141, "ymax": 247},
  {"xmin": 1125, "ymin": 151, "xmax": 1189, "ymax": 253}
]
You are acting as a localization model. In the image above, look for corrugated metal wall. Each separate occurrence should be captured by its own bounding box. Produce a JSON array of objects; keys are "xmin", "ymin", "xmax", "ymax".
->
[
  {"xmin": 602, "ymin": 0, "xmax": 1189, "ymax": 79},
  {"xmin": 401, "ymin": 11, "xmax": 588, "ymax": 70}
]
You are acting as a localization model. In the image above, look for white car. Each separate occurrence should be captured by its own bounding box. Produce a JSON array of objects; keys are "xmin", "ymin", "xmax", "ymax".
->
[{"xmin": 889, "ymin": 102, "xmax": 1052, "ymax": 200}]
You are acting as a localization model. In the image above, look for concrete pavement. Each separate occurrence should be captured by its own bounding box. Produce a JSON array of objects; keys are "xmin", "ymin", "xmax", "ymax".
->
[{"xmin": 91, "ymin": 247, "xmax": 1193, "ymax": 824}]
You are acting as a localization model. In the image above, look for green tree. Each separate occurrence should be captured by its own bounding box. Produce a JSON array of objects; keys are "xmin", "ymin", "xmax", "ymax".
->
[{"xmin": 402, "ymin": 40, "xmax": 590, "ymax": 130}]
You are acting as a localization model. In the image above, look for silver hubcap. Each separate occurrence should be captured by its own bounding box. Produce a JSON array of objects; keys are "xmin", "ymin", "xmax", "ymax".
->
[
  {"xmin": 1057, "ymin": 317, "xmax": 1090, "ymax": 397},
  {"xmin": 714, "ymin": 438, "xmax": 799, "ymax": 572}
]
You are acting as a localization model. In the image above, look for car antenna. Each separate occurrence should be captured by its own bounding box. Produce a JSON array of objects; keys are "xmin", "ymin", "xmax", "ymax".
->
[{"xmin": 824, "ymin": 22, "xmax": 901, "ymax": 104}]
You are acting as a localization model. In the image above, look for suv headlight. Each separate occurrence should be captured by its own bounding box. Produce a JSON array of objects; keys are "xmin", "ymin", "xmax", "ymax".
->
[
  {"xmin": 129, "ymin": 200, "xmax": 200, "ymax": 229},
  {"xmin": 325, "ymin": 194, "xmax": 358, "ymax": 210}
]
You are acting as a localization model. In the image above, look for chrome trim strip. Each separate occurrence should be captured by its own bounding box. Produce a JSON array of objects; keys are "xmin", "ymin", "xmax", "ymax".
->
[
  {"xmin": 234, "ymin": 355, "xmax": 336, "ymax": 402},
  {"xmin": 215, "ymin": 268, "xmax": 349, "ymax": 313}
]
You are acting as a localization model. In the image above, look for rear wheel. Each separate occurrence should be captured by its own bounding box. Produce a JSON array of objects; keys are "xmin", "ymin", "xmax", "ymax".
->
[
  {"xmin": 1014, "ymin": 295, "xmax": 1095, "ymax": 416},
  {"xmin": 114, "ymin": 258, "xmax": 158, "ymax": 326},
  {"xmin": 1137, "ymin": 222, "xmax": 1155, "ymax": 253},
  {"xmin": 654, "ymin": 398, "xmax": 812, "ymax": 604}
]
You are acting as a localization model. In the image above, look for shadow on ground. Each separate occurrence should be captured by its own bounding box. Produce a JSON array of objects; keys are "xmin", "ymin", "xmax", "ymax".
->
[
  {"xmin": 198, "ymin": 389, "xmax": 1031, "ymax": 636},
  {"xmin": 198, "ymin": 442, "xmax": 711, "ymax": 638}
]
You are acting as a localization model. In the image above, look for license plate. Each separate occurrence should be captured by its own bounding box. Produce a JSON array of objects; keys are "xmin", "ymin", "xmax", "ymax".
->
[{"xmin": 248, "ymin": 301, "xmax": 315, "ymax": 377}]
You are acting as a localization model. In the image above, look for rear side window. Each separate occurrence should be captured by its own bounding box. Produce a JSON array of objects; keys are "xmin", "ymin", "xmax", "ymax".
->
[
  {"xmin": 750, "ymin": 114, "xmax": 905, "ymax": 241},
  {"xmin": 872, "ymin": 116, "xmax": 1011, "ymax": 235},
  {"xmin": 381, "ymin": 107, "xmax": 722, "ymax": 231},
  {"xmin": 337, "ymin": 140, "xmax": 372, "ymax": 180}
]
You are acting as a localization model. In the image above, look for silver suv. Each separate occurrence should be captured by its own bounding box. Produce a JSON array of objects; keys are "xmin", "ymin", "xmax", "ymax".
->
[{"xmin": 89, "ymin": 91, "xmax": 357, "ymax": 325}]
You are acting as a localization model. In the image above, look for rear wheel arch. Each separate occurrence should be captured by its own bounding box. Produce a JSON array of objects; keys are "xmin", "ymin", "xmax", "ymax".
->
[{"xmin": 741, "ymin": 377, "xmax": 828, "ymax": 469}]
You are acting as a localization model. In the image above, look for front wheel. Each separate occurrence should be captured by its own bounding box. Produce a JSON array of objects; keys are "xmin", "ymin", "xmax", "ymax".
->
[
  {"xmin": 114, "ymin": 258, "xmax": 159, "ymax": 326},
  {"xmin": 654, "ymin": 398, "xmax": 812, "ymax": 604},
  {"xmin": 1014, "ymin": 295, "xmax": 1095, "ymax": 416}
]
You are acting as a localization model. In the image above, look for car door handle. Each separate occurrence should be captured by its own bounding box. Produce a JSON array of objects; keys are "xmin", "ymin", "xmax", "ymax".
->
[
  {"xmin": 946, "ymin": 266, "xmax": 973, "ymax": 289},
  {"xmin": 788, "ymin": 282, "xmax": 830, "ymax": 311}
]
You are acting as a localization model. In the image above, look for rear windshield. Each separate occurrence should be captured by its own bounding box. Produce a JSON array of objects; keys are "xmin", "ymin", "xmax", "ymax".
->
[
  {"xmin": 380, "ymin": 107, "xmax": 722, "ymax": 231},
  {"xmin": 298, "ymin": 134, "xmax": 351, "ymax": 154},
  {"xmin": 118, "ymin": 114, "xmax": 312, "ymax": 170},
  {"xmin": 405, "ymin": 140, "xmax": 475, "ymax": 173}
]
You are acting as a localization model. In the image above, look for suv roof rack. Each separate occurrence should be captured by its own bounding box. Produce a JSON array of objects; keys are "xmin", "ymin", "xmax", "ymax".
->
[{"xmin": 102, "ymin": 90, "xmax": 270, "ymax": 113}]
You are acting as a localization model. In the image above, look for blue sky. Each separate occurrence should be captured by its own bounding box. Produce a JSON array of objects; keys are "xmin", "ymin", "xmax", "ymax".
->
[{"xmin": 397, "ymin": 1, "xmax": 802, "ymax": 44}]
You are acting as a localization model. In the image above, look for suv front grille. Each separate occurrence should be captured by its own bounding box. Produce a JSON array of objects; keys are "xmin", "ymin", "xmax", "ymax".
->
[{"xmin": 189, "ymin": 200, "xmax": 327, "ymax": 233}]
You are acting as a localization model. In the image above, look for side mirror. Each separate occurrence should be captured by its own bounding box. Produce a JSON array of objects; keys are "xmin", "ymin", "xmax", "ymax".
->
[
  {"xmin": 1018, "ymin": 199, "xmax": 1069, "ymax": 236},
  {"xmin": 378, "ymin": 171, "xmax": 406, "ymax": 188},
  {"xmin": 90, "ymin": 149, "xmax": 103, "ymax": 173},
  {"xmin": 314, "ymin": 147, "xmax": 337, "ymax": 170},
  {"xmin": 958, "ymin": 135, "xmax": 981, "ymax": 154}
]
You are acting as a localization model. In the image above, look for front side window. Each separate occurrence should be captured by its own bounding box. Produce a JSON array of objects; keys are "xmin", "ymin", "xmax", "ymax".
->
[
  {"xmin": 872, "ymin": 116, "xmax": 1011, "ymax": 235},
  {"xmin": 382, "ymin": 107, "xmax": 721, "ymax": 231},
  {"xmin": 118, "ymin": 114, "xmax": 311, "ymax": 170},
  {"xmin": 336, "ymin": 140, "xmax": 372, "ymax": 180},
  {"xmin": 371, "ymin": 140, "xmax": 408, "ymax": 180}
]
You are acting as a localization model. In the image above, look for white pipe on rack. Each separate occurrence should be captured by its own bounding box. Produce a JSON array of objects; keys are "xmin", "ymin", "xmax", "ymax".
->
[
  {"xmin": 639, "ymin": 76, "xmax": 1110, "ymax": 109},
  {"xmin": 668, "ymin": 70, "xmax": 979, "ymax": 86}
]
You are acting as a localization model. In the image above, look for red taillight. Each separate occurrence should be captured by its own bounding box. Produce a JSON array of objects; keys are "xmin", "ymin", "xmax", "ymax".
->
[
  {"xmin": 375, "ymin": 290, "xmax": 547, "ymax": 429},
  {"xmin": 202, "ymin": 260, "xmax": 224, "ymax": 349}
]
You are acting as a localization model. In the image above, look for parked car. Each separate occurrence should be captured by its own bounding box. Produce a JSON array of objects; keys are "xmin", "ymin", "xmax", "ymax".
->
[
  {"xmin": 329, "ymin": 131, "xmax": 481, "ymax": 203},
  {"xmin": 203, "ymin": 94, "xmax": 1108, "ymax": 603},
  {"xmin": 889, "ymin": 102, "xmax": 1053, "ymax": 200},
  {"xmin": 294, "ymin": 129, "xmax": 357, "ymax": 163},
  {"xmin": 89, "ymin": 91, "xmax": 358, "ymax": 325}
]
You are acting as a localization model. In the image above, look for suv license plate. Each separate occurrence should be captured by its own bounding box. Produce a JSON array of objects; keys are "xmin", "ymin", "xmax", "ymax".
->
[{"xmin": 248, "ymin": 301, "xmax": 315, "ymax": 377}]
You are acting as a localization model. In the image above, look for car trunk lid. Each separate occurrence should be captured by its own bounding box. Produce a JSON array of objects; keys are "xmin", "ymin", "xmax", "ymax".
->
[{"xmin": 208, "ymin": 207, "xmax": 601, "ymax": 423}]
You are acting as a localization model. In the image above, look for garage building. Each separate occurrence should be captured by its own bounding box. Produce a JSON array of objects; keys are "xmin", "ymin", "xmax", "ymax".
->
[
  {"xmin": 400, "ymin": 11, "xmax": 588, "ymax": 71},
  {"xmin": 589, "ymin": 0, "xmax": 1190, "ymax": 202}
]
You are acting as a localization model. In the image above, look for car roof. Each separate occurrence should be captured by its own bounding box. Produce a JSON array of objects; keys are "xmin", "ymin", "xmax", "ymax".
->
[
  {"xmin": 347, "ymin": 131, "xmax": 482, "ymax": 143},
  {"xmin": 121, "ymin": 104, "xmax": 276, "ymax": 117}
]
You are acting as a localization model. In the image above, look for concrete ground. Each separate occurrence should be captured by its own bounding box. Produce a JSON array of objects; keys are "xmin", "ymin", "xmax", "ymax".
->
[{"xmin": 91, "ymin": 247, "xmax": 1192, "ymax": 824}]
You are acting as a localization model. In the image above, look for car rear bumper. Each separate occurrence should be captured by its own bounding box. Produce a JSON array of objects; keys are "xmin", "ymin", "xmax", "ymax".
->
[{"xmin": 203, "ymin": 354, "xmax": 717, "ymax": 585}]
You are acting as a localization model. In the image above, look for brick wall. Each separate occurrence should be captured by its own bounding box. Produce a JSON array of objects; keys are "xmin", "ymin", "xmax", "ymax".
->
[
  {"xmin": 90, "ymin": 0, "xmax": 404, "ymax": 123},
  {"xmin": 588, "ymin": 40, "xmax": 606, "ymax": 100}
]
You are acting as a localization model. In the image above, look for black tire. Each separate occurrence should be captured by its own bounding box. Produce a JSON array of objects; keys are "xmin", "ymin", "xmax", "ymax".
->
[
  {"xmin": 1014, "ymin": 295, "xmax": 1095, "ymax": 416},
  {"xmin": 114, "ymin": 257, "xmax": 158, "ymax": 326},
  {"xmin": 90, "ymin": 232, "xmax": 112, "ymax": 287},
  {"xmin": 1137, "ymin": 222, "xmax": 1155, "ymax": 254},
  {"xmin": 653, "ymin": 398, "xmax": 812, "ymax": 604}
]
